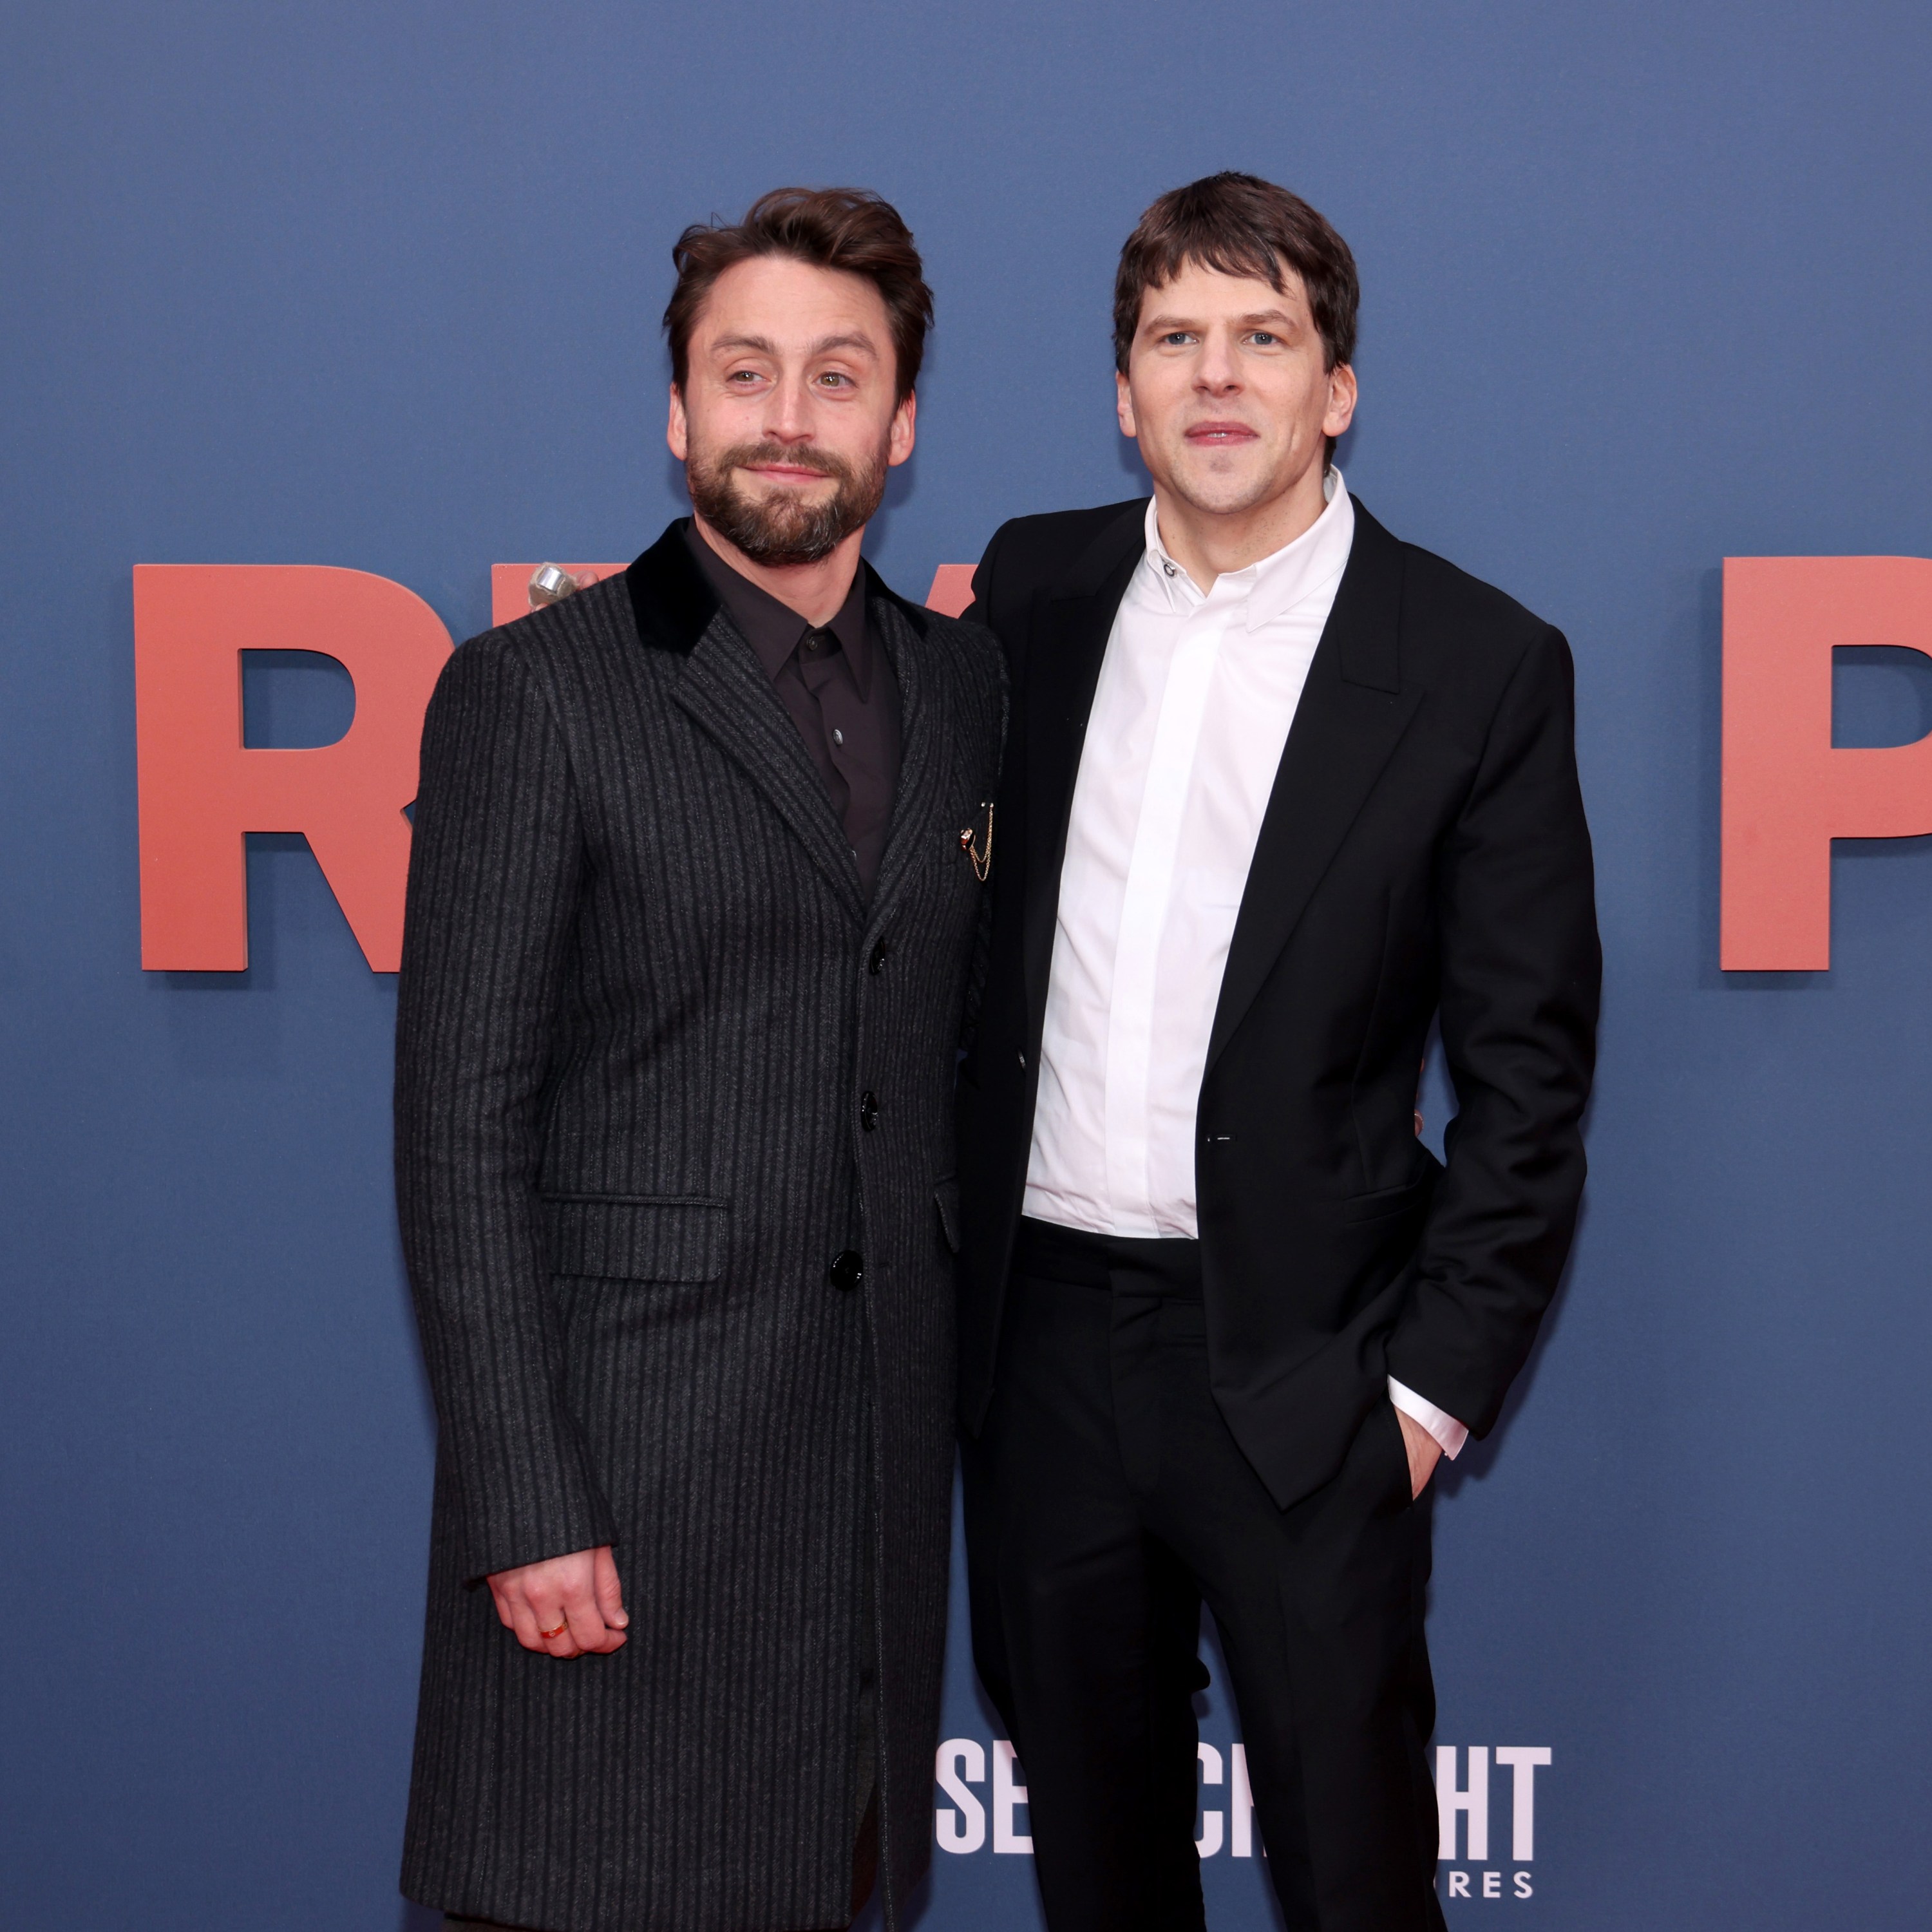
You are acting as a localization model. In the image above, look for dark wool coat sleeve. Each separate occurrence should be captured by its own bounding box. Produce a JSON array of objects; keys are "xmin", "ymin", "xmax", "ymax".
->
[{"xmin": 395, "ymin": 635, "xmax": 616, "ymax": 1583}]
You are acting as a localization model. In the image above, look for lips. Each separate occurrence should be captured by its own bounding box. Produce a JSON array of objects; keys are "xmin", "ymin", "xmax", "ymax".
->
[{"xmin": 1184, "ymin": 421, "xmax": 1260, "ymax": 444}]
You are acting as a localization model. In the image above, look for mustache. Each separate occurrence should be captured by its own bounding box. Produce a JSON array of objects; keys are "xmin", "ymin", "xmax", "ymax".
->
[
  {"xmin": 685, "ymin": 430, "xmax": 889, "ymax": 569},
  {"xmin": 718, "ymin": 440, "xmax": 856, "ymax": 482}
]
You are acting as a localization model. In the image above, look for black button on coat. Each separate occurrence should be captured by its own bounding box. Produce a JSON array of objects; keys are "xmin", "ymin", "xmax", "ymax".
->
[{"xmin": 394, "ymin": 524, "xmax": 1004, "ymax": 1932}]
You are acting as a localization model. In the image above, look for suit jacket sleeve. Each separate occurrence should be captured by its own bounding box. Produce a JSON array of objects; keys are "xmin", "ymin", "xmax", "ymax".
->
[
  {"xmin": 1385, "ymin": 625, "xmax": 1601, "ymax": 1438},
  {"xmin": 393, "ymin": 634, "xmax": 616, "ymax": 1583}
]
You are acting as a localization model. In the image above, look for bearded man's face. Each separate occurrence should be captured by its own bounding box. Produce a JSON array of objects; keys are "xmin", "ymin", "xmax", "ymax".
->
[
  {"xmin": 683, "ymin": 431, "xmax": 889, "ymax": 568},
  {"xmin": 668, "ymin": 254, "xmax": 915, "ymax": 572}
]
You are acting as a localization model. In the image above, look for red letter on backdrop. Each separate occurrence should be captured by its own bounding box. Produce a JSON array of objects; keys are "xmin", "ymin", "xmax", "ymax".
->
[
  {"xmin": 133, "ymin": 557, "xmax": 978, "ymax": 974},
  {"xmin": 924, "ymin": 564, "xmax": 975, "ymax": 617},
  {"xmin": 134, "ymin": 566, "xmax": 452, "ymax": 972},
  {"xmin": 1723, "ymin": 556, "xmax": 1932, "ymax": 969}
]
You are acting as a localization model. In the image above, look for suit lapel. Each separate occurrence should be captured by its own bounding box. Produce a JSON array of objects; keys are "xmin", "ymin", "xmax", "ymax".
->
[
  {"xmin": 625, "ymin": 524, "xmax": 865, "ymax": 918},
  {"xmin": 1204, "ymin": 502, "xmax": 1419, "ymax": 1075},
  {"xmin": 1022, "ymin": 505, "xmax": 1146, "ymax": 1034},
  {"xmin": 867, "ymin": 582, "xmax": 944, "ymax": 926},
  {"xmin": 671, "ymin": 611, "xmax": 867, "ymax": 918}
]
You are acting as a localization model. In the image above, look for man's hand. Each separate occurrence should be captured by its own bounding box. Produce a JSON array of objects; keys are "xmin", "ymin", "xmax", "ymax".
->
[
  {"xmin": 1396, "ymin": 1408, "xmax": 1443, "ymax": 1501},
  {"xmin": 487, "ymin": 1545, "xmax": 629, "ymax": 1659}
]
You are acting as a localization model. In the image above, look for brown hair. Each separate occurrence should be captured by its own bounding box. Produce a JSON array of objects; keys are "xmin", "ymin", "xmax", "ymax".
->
[
  {"xmin": 664, "ymin": 187, "xmax": 933, "ymax": 403},
  {"xmin": 1113, "ymin": 172, "xmax": 1359, "ymax": 375}
]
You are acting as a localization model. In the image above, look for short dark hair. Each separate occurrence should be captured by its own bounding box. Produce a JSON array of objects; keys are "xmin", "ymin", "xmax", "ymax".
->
[
  {"xmin": 664, "ymin": 187, "xmax": 933, "ymax": 404},
  {"xmin": 1113, "ymin": 172, "xmax": 1359, "ymax": 375}
]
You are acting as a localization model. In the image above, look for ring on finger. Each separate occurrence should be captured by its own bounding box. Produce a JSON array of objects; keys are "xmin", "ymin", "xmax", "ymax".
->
[{"xmin": 537, "ymin": 1620, "xmax": 569, "ymax": 1640}]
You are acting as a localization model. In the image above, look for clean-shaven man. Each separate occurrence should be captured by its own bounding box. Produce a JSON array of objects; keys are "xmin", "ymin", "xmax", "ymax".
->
[
  {"xmin": 395, "ymin": 188, "xmax": 1003, "ymax": 1932},
  {"xmin": 958, "ymin": 173, "xmax": 1599, "ymax": 1930}
]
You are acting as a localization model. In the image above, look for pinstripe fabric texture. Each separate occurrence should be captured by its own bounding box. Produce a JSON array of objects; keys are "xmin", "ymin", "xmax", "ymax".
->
[{"xmin": 394, "ymin": 523, "xmax": 1005, "ymax": 1932}]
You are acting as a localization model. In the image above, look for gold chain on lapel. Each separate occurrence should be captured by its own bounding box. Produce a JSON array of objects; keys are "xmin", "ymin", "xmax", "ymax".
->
[{"xmin": 958, "ymin": 801, "xmax": 994, "ymax": 884}]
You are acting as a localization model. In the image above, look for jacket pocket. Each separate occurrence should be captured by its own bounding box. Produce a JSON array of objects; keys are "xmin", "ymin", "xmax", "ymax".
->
[
  {"xmin": 934, "ymin": 1177, "xmax": 962, "ymax": 1254},
  {"xmin": 541, "ymin": 1194, "xmax": 729, "ymax": 1282},
  {"xmin": 1378, "ymin": 1398, "xmax": 1419, "ymax": 1510},
  {"xmin": 1341, "ymin": 1175, "xmax": 1431, "ymax": 1224}
]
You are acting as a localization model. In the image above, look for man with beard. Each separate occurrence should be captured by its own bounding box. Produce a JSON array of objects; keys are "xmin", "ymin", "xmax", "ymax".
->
[{"xmin": 394, "ymin": 187, "xmax": 1003, "ymax": 1932}]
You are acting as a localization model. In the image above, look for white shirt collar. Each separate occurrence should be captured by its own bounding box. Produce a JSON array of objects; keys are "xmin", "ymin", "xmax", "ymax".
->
[{"xmin": 1139, "ymin": 466, "xmax": 1355, "ymax": 630}]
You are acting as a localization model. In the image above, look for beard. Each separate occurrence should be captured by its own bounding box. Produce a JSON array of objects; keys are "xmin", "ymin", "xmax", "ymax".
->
[{"xmin": 685, "ymin": 434, "xmax": 891, "ymax": 567}]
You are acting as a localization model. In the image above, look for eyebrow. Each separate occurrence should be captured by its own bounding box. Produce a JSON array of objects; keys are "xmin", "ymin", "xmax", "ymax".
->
[
  {"xmin": 1141, "ymin": 308, "xmax": 1299, "ymax": 333},
  {"xmin": 710, "ymin": 331, "xmax": 881, "ymax": 359}
]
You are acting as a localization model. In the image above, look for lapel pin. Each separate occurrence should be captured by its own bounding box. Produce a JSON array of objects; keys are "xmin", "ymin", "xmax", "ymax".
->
[{"xmin": 959, "ymin": 801, "xmax": 994, "ymax": 884}]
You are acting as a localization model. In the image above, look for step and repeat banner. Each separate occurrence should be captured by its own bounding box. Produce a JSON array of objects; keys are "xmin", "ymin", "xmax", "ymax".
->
[{"xmin": 5, "ymin": 4, "xmax": 1931, "ymax": 1929}]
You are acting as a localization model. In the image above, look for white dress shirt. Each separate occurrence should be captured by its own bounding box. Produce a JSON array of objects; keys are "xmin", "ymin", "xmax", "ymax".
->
[{"xmin": 1023, "ymin": 471, "xmax": 1466, "ymax": 1459}]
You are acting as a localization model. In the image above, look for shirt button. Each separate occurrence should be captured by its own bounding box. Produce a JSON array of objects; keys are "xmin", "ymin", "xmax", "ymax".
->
[
  {"xmin": 1162, "ymin": 560, "xmax": 1177, "ymax": 578},
  {"xmin": 833, "ymin": 727, "xmax": 844, "ymax": 746},
  {"xmin": 868, "ymin": 939, "xmax": 890, "ymax": 975},
  {"xmin": 1018, "ymin": 1051, "xmax": 1027, "ymax": 1070},
  {"xmin": 828, "ymin": 1249, "xmax": 864, "ymax": 1291},
  {"xmin": 860, "ymin": 1090, "xmax": 880, "ymax": 1131}
]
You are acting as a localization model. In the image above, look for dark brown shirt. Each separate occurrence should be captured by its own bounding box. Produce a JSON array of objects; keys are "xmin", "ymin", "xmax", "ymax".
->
[{"xmin": 685, "ymin": 521, "xmax": 902, "ymax": 895}]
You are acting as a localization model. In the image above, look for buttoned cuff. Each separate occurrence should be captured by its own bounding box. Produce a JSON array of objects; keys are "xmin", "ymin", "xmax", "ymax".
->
[{"xmin": 1388, "ymin": 1377, "xmax": 1468, "ymax": 1459}]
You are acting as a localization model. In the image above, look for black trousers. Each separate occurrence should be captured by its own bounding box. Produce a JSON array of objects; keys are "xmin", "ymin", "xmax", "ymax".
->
[{"xmin": 960, "ymin": 1220, "xmax": 1445, "ymax": 1932}]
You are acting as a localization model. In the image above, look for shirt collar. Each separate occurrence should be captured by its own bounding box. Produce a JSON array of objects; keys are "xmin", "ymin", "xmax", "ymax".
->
[
  {"xmin": 683, "ymin": 520, "xmax": 874, "ymax": 693},
  {"xmin": 1139, "ymin": 466, "xmax": 1355, "ymax": 630}
]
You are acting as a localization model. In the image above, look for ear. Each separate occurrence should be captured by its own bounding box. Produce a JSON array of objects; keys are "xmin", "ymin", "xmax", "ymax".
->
[
  {"xmin": 667, "ymin": 383, "xmax": 688, "ymax": 462},
  {"xmin": 1321, "ymin": 362, "xmax": 1358, "ymax": 442},
  {"xmin": 1115, "ymin": 369, "xmax": 1138, "ymax": 441},
  {"xmin": 887, "ymin": 388, "xmax": 918, "ymax": 467}
]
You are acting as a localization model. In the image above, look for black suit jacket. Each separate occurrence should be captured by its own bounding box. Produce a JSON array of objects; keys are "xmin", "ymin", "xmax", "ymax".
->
[{"xmin": 956, "ymin": 496, "xmax": 1599, "ymax": 1510}]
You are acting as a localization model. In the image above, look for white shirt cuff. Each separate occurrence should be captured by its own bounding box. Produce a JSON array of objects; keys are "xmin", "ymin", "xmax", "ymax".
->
[{"xmin": 1388, "ymin": 1377, "xmax": 1468, "ymax": 1460}]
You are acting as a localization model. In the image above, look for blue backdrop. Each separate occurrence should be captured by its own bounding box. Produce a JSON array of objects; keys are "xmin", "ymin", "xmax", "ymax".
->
[{"xmin": 5, "ymin": 3, "xmax": 1931, "ymax": 1926}]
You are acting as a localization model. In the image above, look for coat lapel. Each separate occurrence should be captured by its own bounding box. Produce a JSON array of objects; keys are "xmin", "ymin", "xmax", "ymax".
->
[
  {"xmin": 1022, "ymin": 504, "xmax": 1146, "ymax": 1033},
  {"xmin": 672, "ymin": 613, "xmax": 867, "ymax": 917},
  {"xmin": 866, "ymin": 578, "xmax": 961, "ymax": 937},
  {"xmin": 627, "ymin": 521, "xmax": 866, "ymax": 920},
  {"xmin": 1204, "ymin": 501, "xmax": 1421, "ymax": 1075}
]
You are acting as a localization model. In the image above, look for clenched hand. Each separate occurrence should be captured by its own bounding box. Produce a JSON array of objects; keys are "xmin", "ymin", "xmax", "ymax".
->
[{"xmin": 488, "ymin": 1545, "xmax": 629, "ymax": 1658}]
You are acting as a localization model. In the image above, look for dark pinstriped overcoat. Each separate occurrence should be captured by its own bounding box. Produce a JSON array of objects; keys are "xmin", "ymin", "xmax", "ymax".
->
[{"xmin": 393, "ymin": 522, "xmax": 1004, "ymax": 1932}]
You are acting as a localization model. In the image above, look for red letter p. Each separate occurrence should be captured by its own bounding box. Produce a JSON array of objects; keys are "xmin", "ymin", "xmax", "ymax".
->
[{"xmin": 1723, "ymin": 555, "xmax": 1932, "ymax": 969}]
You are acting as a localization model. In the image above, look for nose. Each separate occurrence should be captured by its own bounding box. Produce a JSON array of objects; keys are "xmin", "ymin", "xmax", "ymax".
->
[
  {"xmin": 764, "ymin": 371, "xmax": 817, "ymax": 445},
  {"xmin": 1193, "ymin": 326, "xmax": 1242, "ymax": 396}
]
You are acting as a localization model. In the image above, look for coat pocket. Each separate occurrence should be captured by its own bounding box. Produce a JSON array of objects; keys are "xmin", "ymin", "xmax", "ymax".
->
[
  {"xmin": 934, "ymin": 1177, "xmax": 962, "ymax": 1254},
  {"xmin": 1378, "ymin": 1398, "xmax": 1419, "ymax": 1510},
  {"xmin": 540, "ymin": 1194, "xmax": 730, "ymax": 1282},
  {"xmin": 1340, "ymin": 1174, "xmax": 1432, "ymax": 1224}
]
